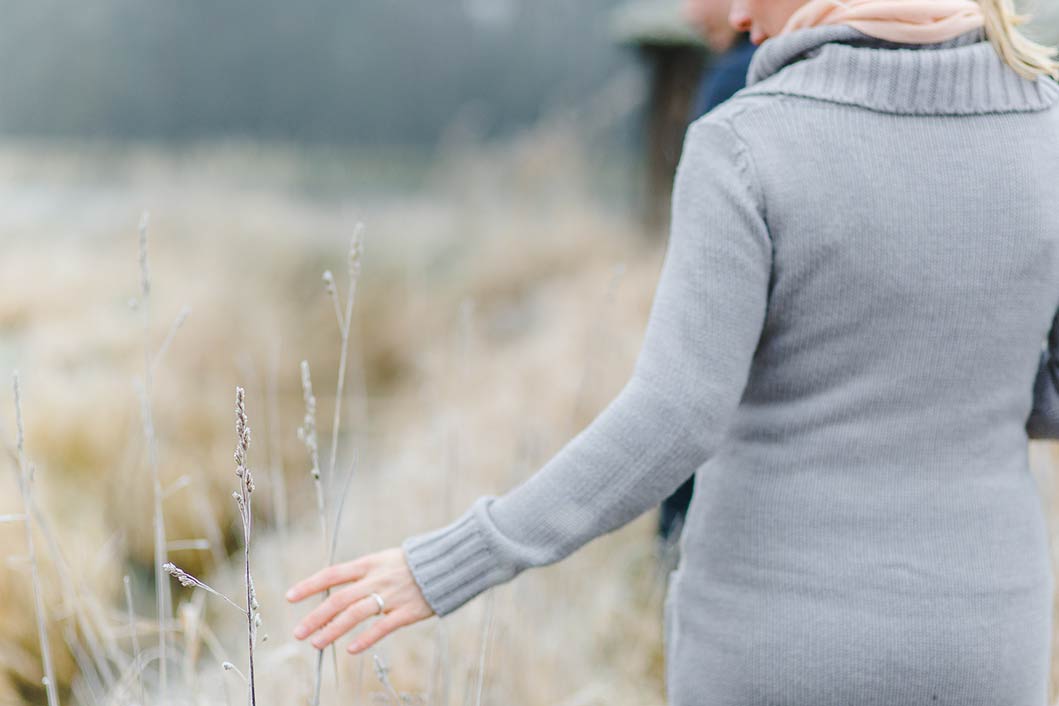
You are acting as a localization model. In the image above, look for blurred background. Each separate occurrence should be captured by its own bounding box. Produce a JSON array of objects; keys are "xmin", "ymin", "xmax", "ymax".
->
[{"xmin": 2, "ymin": 1, "xmax": 1059, "ymax": 705}]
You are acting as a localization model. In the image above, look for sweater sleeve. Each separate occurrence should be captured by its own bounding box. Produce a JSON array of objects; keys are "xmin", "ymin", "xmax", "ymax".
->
[
  {"xmin": 400, "ymin": 116, "xmax": 773, "ymax": 617},
  {"xmin": 1026, "ymin": 309, "xmax": 1059, "ymax": 439}
]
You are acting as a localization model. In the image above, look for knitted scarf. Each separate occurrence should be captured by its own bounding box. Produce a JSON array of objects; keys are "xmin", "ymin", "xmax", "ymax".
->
[{"xmin": 779, "ymin": 0, "xmax": 986, "ymax": 44}]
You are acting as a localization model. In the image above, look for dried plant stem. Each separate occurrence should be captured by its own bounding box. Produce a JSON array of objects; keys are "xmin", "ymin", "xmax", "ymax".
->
[
  {"xmin": 4, "ymin": 441, "xmax": 121, "ymax": 693},
  {"xmin": 136, "ymin": 212, "xmax": 172, "ymax": 692},
  {"xmin": 218, "ymin": 664, "xmax": 235, "ymax": 706},
  {"xmin": 322, "ymin": 270, "xmax": 344, "ymax": 335},
  {"xmin": 298, "ymin": 361, "xmax": 327, "ymax": 548},
  {"xmin": 371, "ymin": 654, "xmax": 402, "ymax": 706},
  {"xmin": 0, "ymin": 417, "xmax": 18, "ymax": 469},
  {"xmin": 29, "ymin": 498, "xmax": 119, "ymax": 692},
  {"xmin": 328, "ymin": 228, "xmax": 363, "ymax": 695},
  {"xmin": 194, "ymin": 618, "xmax": 238, "ymax": 706},
  {"xmin": 299, "ymin": 361, "xmax": 331, "ymax": 706},
  {"xmin": 163, "ymin": 562, "xmax": 245, "ymax": 614},
  {"xmin": 64, "ymin": 623, "xmax": 102, "ymax": 704},
  {"xmin": 108, "ymin": 646, "xmax": 157, "ymax": 706},
  {"xmin": 242, "ymin": 530, "xmax": 255, "ymax": 706},
  {"xmin": 326, "ymin": 224, "xmax": 364, "ymax": 501},
  {"xmin": 107, "ymin": 645, "xmax": 165, "ymax": 706},
  {"xmin": 473, "ymin": 591, "xmax": 495, "ymax": 706},
  {"xmin": 306, "ymin": 226, "xmax": 365, "ymax": 706},
  {"xmin": 123, "ymin": 575, "xmax": 147, "ymax": 706},
  {"xmin": 164, "ymin": 388, "xmax": 260, "ymax": 706},
  {"xmin": 233, "ymin": 387, "xmax": 258, "ymax": 706},
  {"xmin": 161, "ymin": 474, "xmax": 193, "ymax": 499},
  {"xmin": 12, "ymin": 372, "xmax": 60, "ymax": 706},
  {"xmin": 328, "ymin": 451, "xmax": 358, "ymax": 568},
  {"xmin": 151, "ymin": 305, "xmax": 192, "ymax": 376},
  {"xmin": 313, "ymin": 451, "xmax": 359, "ymax": 706},
  {"xmin": 222, "ymin": 661, "xmax": 247, "ymax": 683}
]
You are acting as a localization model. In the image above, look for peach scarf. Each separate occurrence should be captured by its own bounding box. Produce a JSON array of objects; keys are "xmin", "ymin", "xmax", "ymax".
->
[{"xmin": 779, "ymin": 0, "xmax": 985, "ymax": 44}]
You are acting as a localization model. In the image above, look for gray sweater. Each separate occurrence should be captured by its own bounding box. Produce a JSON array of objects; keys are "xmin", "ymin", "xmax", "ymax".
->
[{"xmin": 401, "ymin": 23, "xmax": 1059, "ymax": 705}]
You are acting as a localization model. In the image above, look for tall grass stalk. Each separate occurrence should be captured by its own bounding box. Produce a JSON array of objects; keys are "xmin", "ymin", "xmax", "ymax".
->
[
  {"xmin": 192, "ymin": 615, "xmax": 238, "ymax": 706},
  {"xmin": 31, "ymin": 500, "xmax": 120, "ymax": 693},
  {"xmin": 178, "ymin": 592, "xmax": 207, "ymax": 702},
  {"xmin": 235, "ymin": 349, "xmax": 288, "ymax": 564},
  {"xmin": 123, "ymin": 574, "xmax": 146, "ymax": 705},
  {"xmin": 161, "ymin": 387, "xmax": 259, "ymax": 706},
  {"xmin": 4, "ymin": 423, "xmax": 125, "ymax": 698},
  {"xmin": 298, "ymin": 360, "xmax": 332, "ymax": 706},
  {"xmin": 316, "ymin": 451, "xmax": 357, "ymax": 706},
  {"xmin": 136, "ymin": 212, "xmax": 172, "ymax": 693},
  {"xmin": 298, "ymin": 361, "xmax": 326, "ymax": 549},
  {"xmin": 371, "ymin": 655, "xmax": 402, "ymax": 705},
  {"xmin": 133, "ymin": 213, "xmax": 193, "ymax": 697},
  {"xmin": 12, "ymin": 371, "xmax": 61, "ymax": 706},
  {"xmin": 64, "ymin": 622, "xmax": 102, "ymax": 704},
  {"xmin": 324, "ymin": 224, "xmax": 364, "ymax": 500},
  {"xmin": 328, "ymin": 451, "xmax": 359, "ymax": 569},
  {"xmin": 233, "ymin": 386, "xmax": 259, "ymax": 706},
  {"xmin": 307, "ymin": 225, "xmax": 365, "ymax": 705},
  {"xmin": 472, "ymin": 589, "xmax": 495, "ymax": 706},
  {"xmin": 152, "ymin": 305, "xmax": 191, "ymax": 375}
]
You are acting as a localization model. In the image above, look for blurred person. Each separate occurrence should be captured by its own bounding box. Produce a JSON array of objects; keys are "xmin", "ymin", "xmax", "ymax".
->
[
  {"xmin": 683, "ymin": 0, "xmax": 758, "ymax": 121},
  {"xmin": 657, "ymin": 0, "xmax": 759, "ymax": 549},
  {"xmin": 287, "ymin": 1, "xmax": 1059, "ymax": 702}
]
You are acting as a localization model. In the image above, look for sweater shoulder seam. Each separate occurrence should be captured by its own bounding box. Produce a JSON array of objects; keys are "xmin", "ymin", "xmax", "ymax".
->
[{"xmin": 691, "ymin": 101, "xmax": 772, "ymax": 240}]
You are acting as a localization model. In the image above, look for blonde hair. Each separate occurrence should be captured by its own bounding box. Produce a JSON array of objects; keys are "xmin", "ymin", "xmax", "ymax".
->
[{"xmin": 977, "ymin": 0, "xmax": 1059, "ymax": 81}]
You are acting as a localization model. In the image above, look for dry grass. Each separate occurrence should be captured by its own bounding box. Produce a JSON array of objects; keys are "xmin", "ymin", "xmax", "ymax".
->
[
  {"xmin": 0, "ymin": 128, "xmax": 674, "ymax": 705},
  {"xmin": 0, "ymin": 125, "xmax": 1057, "ymax": 705}
]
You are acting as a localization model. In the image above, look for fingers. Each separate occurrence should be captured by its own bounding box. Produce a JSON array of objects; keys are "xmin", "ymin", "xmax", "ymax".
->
[
  {"xmin": 347, "ymin": 609, "xmax": 414, "ymax": 655},
  {"xmin": 286, "ymin": 557, "xmax": 369, "ymax": 603},
  {"xmin": 287, "ymin": 547, "xmax": 436, "ymax": 656},
  {"xmin": 292, "ymin": 584, "xmax": 364, "ymax": 640},
  {"xmin": 308, "ymin": 594, "xmax": 383, "ymax": 650}
]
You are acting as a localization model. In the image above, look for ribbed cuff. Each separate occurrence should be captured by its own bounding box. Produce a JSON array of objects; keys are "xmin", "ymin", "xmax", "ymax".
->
[{"xmin": 400, "ymin": 496, "xmax": 512, "ymax": 617}]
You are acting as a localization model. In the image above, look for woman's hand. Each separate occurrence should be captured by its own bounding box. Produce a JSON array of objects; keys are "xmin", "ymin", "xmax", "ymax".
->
[{"xmin": 285, "ymin": 547, "xmax": 435, "ymax": 654}]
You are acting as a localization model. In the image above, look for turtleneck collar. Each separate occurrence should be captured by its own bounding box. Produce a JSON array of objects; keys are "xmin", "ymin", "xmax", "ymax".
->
[{"xmin": 738, "ymin": 23, "xmax": 1059, "ymax": 115}]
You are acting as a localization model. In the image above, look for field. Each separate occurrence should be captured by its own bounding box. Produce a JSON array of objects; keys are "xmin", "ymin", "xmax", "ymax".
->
[
  {"xmin": 0, "ymin": 128, "xmax": 678, "ymax": 706},
  {"xmin": 1, "ymin": 127, "xmax": 1057, "ymax": 706}
]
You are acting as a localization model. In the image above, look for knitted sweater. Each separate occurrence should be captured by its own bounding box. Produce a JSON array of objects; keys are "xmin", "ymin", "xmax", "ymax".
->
[{"xmin": 402, "ymin": 23, "xmax": 1059, "ymax": 705}]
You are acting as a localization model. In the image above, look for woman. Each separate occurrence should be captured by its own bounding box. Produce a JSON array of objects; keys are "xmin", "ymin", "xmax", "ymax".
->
[{"xmin": 286, "ymin": 1, "xmax": 1059, "ymax": 703}]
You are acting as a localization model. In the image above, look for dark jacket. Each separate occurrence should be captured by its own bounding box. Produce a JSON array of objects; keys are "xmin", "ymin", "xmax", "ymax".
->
[{"xmin": 690, "ymin": 32, "xmax": 757, "ymax": 120}]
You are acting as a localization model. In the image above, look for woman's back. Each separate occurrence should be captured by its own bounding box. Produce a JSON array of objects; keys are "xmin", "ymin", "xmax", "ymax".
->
[
  {"xmin": 401, "ymin": 22, "xmax": 1059, "ymax": 706},
  {"xmin": 670, "ymin": 24, "xmax": 1059, "ymax": 705}
]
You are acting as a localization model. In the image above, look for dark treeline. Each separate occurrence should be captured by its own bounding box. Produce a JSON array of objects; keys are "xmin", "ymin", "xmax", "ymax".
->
[{"xmin": 0, "ymin": 0, "xmax": 634, "ymax": 146}]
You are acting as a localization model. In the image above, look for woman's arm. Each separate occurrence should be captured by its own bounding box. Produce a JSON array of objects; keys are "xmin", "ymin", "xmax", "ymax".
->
[
  {"xmin": 401, "ymin": 114, "xmax": 774, "ymax": 617},
  {"xmin": 1026, "ymin": 312, "xmax": 1059, "ymax": 439}
]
